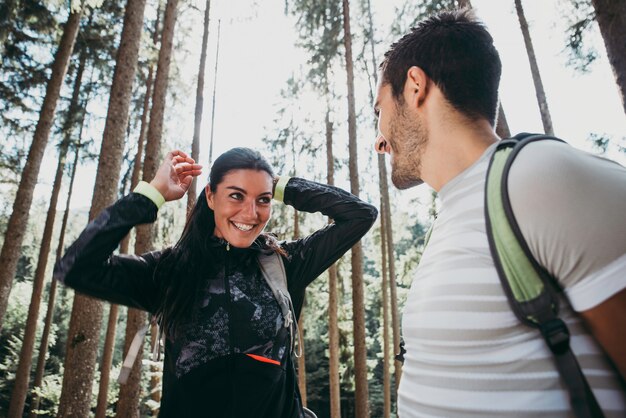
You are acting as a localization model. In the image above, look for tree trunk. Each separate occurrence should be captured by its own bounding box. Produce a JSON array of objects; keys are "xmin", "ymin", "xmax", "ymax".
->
[
  {"xmin": 96, "ymin": 28, "xmax": 157, "ymax": 418},
  {"xmin": 592, "ymin": 0, "xmax": 626, "ymax": 114},
  {"xmin": 495, "ymin": 104, "xmax": 511, "ymax": 138},
  {"xmin": 208, "ymin": 20, "xmax": 221, "ymax": 164},
  {"xmin": 297, "ymin": 312, "xmax": 307, "ymax": 407},
  {"xmin": 94, "ymin": 304, "xmax": 119, "ymax": 418},
  {"xmin": 28, "ymin": 139, "xmax": 82, "ymax": 418},
  {"xmin": 379, "ymin": 191, "xmax": 391, "ymax": 418},
  {"xmin": 342, "ymin": 0, "xmax": 369, "ymax": 416},
  {"xmin": 117, "ymin": 1, "xmax": 179, "ymax": 414},
  {"xmin": 57, "ymin": 0, "xmax": 147, "ymax": 415},
  {"xmin": 324, "ymin": 106, "xmax": 341, "ymax": 418},
  {"xmin": 188, "ymin": 0, "xmax": 211, "ymax": 214},
  {"xmin": 362, "ymin": 0, "xmax": 402, "ymax": 393},
  {"xmin": 514, "ymin": 0, "xmax": 554, "ymax": 135},
  {"xmin": 7, "ymin": 39, "xmax": 88, "ymax": 418},
  {"xmin": 0, "ymin": 8, "xmax": 82, "ymax": 330},
  {"xmin": 456, "ymin": 0, "xmax": 511, "ymax": 137}
]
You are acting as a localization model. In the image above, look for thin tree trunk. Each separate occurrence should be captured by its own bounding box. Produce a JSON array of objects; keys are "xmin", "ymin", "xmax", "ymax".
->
[
  {"xmin": 591, "ymin": 0, "xmax": 626, "ymax": 114},
  {"xmin": 57, "ymin": 0, "xmax": 147, "ymax": 415},
  {"xmin": 149, "ymin": 323, "xmax": 162, "ymax": 408},
  {"xmin": 495, "ymin": 104, "xmax": 511, "ymax": 138},
  {"xmin": 208, "ymin": 19, "xmax": 221, "ymax": 164},
  {"xmin": 28, "ymin": 135, "xmax": 83, "ymax": 418},
  {"xmin": 117, "ymin": 1, "xmax": 179, "ymax": 414},
  {"xmin": 94, "ymin": 304, "xmax": 119, "ymax": 418},
  {"xmin": 514, "ymin": 0, "xmax": 554, "ymax": 135},
  {"xmin": 95, "ymin": 14, "xmax": 159, "ymax": 417},
  {"xmin": 342, "ymin": 0, "xmax": 369, "ymax": 416},
  {"xmin": 0, "ymin": 8, "xmax": 82, "ymax": 330},
  {"xmin": 379, "ymin": 193, "xmax": 391, "ymax": 418},
  {"xmin": 456, "ymin": 0, "xmax": 511, "ymax": 137},
  {"xmin": 7, "ymin": 38, "xmax": 88, "ymax": 418},
  {"xmin": 188, "ymin": 0, "xmax": 211, "ymax": 213},
  {"xmin": 325, "ymin": 106, "xmax": 341, "ymax": 418},
  {"xmin": 362, "ymin": 0, "xmax": 402, "ymax": 393},
  {"xmin": 297, "ymin": 312, "xmax": 307, "ymax": 407}
]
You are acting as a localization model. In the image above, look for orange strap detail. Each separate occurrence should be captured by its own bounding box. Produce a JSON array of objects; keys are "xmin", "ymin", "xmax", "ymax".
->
[{"xmin": 246, "ymin": 353, "xmax": 280, "ymax": 366}]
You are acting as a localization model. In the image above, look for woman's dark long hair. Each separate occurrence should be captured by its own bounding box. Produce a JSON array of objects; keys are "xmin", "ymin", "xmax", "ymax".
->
[{"xmin": 154, "ymin": 147, "xmax": 282, "ymax": 337}]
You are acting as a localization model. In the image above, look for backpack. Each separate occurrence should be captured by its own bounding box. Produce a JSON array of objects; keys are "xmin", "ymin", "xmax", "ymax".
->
[{"xmin": 485, "ymin": 133, "xmax": 604, "ymax": 418}]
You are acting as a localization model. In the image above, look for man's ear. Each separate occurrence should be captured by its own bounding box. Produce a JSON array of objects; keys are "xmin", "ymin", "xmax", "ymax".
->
[
  {"xmin": 205, "ymin": 186, "xmax": 215, "ymax": 210},
  {"xmin": 404, "ymin": 66, "xmax": 428, "ymax": 108}
]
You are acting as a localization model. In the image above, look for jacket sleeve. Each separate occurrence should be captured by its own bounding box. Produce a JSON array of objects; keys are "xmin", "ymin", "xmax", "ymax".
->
[
  {"xmin": 53, "ymin": 192, "xmax": 163, "ymax": 313},
  {"xmin": 280, "ymin": 177, "xmax": 378, "ymax": 292}
]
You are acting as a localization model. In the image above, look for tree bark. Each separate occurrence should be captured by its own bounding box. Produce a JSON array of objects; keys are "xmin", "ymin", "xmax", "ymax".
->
[
  {"xmin": 514, "ymin": 0, "xmax": 554, "ymax": 135},
  {"xmin": 28, "ymin": 143, "xmax": 80, "ymax": 418},
  {"xmin": 342, "ymin": 0, "xmax": 369, "ymax": 416},
  {"xmin": 188, "ymin": 0, "xmax": 211, "ymax": 214},
  {"xmin": 57, "ymin": 0, "xmax": 147, "ymax": 415},
  {"xmin": 7, "ymin": 38, "xmax": 88, "ymax": 418},
  {"xmin": 0, "ymin": 8, "xmax": 82, "ymax": 330},
  {"xmin": 117, "ymin": 1, "xmax": 179, "ymax": 414},
  {"xmin": 592, "ymin": 0, "xmax": 626, "ymax": 114},
  {"xmin": 208, "ymin": 20, "xmax": 221, "ymax": 165},
  {"xmin": 495, "ymin": 104, "xmax": 511, "ymax": 138},
  {"xmin": 324, "ymin": 106, "xmax": 341, "ymax": 418},
  {"xmin": 297, "ymin": 312, "xmax": 307, "ymax": 407},
  {"xmin": 379, "ymin": 190, "xmax": 391, "ymax": 418},
  {"xmin": 362, "ymin": 0, "xmax": 402, "ymax": 393},
  {"xmin": 96, "ymin": 18, "xmax": 158, "ymax": 417},
  {"xmin": 456, "ymin": 0, "xmax": 511, "ymax": 137}
]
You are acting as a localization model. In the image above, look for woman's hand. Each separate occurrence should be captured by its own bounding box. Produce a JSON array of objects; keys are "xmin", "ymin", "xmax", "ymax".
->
[{"xmin": 149, "ymin": 150, "xmax": 203, "ymax": 202}]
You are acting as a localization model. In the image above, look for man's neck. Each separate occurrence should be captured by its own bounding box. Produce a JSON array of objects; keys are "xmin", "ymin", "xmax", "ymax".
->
[{"xmin": 423, "ymin": 116, "xmax": 499, "ymax": 192}]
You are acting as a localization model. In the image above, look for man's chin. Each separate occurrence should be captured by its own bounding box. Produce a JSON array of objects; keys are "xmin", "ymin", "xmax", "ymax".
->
[{"xmin": 391, "ymin": 173, "xmax": 423, "ymax": 190}]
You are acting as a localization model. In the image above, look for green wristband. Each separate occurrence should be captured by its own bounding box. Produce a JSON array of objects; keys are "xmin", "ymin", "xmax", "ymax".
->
[
  {"xmin": 134, "ymin": 181, "xmax": 165, "ymax": 210},
  {"xmin": 273, "ymin": 176, "xmax": 290, "ymax": 203}
]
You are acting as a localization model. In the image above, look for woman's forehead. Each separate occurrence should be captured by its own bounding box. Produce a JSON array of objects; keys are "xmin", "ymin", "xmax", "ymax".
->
[{"xmin": 217, "ymin": 169, "xmax": 272, "ymax": 191}]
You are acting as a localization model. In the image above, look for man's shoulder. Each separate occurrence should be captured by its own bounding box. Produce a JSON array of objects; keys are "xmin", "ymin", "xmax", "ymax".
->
[{"xmin": 507, "ymin": 138, "xmax": 624, "ymax": 195}]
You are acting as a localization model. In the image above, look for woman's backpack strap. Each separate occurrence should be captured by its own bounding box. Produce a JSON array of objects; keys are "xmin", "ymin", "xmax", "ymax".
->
[{"xmin": 257, "ymin": 252, "xmax": 301, "ymax": 357}]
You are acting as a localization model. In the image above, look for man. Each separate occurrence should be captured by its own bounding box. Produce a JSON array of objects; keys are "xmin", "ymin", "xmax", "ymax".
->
[{"xmin": 374, "ymin": 9, "xmax": 626, "ymax": 417}]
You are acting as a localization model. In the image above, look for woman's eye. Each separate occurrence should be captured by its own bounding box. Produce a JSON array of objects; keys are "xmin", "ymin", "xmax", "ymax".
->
[
  {"xmin": 229, "ymin": 193, "xmax": 243, "ymax": 201},
  {"xmin": 258, "ymin": 197, "xmax": 271, "ymax": 204}
]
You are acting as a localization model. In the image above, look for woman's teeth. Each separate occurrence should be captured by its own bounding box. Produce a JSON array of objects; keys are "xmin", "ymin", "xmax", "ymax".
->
[{"xmin": 232, "ymin": 222, "xmax": 254, "ymax": 231}]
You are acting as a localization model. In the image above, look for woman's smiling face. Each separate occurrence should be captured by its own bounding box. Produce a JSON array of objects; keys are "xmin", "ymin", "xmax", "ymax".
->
[{"xmin": 206, "ymin": 169, "xmax": 273, "ymax": 248}]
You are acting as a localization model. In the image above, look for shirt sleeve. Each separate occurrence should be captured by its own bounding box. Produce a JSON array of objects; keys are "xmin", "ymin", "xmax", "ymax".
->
[{"xmin": 507, "ymin": 140, "xmax": 626, "ymax": 311}]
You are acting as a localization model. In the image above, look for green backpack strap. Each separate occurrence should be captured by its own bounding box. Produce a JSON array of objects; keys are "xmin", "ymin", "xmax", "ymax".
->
[
  {"xmin": 485, "ymin": 133, "xmax": 604, "ymax": 418},
  {"xmin": 257, "ymin": 252, "xmax": 302, "ymax": 357}
]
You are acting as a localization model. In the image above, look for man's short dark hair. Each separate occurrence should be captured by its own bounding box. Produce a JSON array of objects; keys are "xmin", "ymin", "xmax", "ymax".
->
[{"xmin": 381, "ymin": 9, "xmax": 502, "ymax": 126}]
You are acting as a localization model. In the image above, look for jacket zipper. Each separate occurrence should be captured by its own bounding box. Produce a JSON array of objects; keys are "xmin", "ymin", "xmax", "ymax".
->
[
  {"xmin": 223, "ymin": 242, "xmax": 234, "ymax": 357},
  {"xmin": 223, "ymin": 241, "xmax": 236, "ymax": 415}
]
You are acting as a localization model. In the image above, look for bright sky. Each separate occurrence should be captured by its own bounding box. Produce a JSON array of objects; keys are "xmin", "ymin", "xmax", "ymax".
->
[{"xmin": 33, "ymin": 0, "xmax": 625, "ymax": 214}]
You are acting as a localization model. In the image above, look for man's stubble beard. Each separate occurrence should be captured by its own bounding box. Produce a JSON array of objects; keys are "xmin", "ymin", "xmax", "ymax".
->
[{"xmin": 390, "ymin": 105, "xmax": 428, "ymax": 190}]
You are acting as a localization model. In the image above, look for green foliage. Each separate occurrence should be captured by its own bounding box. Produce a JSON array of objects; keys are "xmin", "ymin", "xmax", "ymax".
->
[
  {"xmin": 286, "ymin": 0, "xmax": 343, "ymax": 91},
  {"xmin": 587, "ymin": 133, "xmax": 626, "ymax": 156},
  {"xmin": 390, "ymin": 0, "xmax": 457, "ymax": 38},
  {"xmin": 560, "ymin": 0, "xmax": 598, "ymax": 73},
  {"xmin": 0, "ymin": 0, "xmax": 59, "ymax": 134}
]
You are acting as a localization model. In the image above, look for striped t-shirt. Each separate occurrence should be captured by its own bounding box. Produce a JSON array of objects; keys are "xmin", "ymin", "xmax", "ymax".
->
[{"xmin": 398, "ymin": 142, "xmax": 626, "ymax": 417}]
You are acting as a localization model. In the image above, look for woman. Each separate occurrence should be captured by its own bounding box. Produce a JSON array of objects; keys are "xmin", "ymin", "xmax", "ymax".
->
[{"xmin": 54, "ymin": 148, "xmax": 377, "ymax": 417}]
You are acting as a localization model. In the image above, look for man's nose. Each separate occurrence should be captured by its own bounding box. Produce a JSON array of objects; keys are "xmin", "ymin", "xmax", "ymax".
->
[{"xmin": 375, "ymin": 134, "xmax": 388, "ymax": 154}]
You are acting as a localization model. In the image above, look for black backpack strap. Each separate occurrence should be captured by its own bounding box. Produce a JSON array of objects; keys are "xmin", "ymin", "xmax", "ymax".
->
[{"xmin": 485, "ymin": 133, "xmax": 604, "ymax": 418}]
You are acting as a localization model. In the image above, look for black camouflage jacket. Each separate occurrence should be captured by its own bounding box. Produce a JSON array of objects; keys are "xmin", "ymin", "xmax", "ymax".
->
[{"xmin": 54, "ymin": 177, "xmax": 377, "ymax": 418}]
